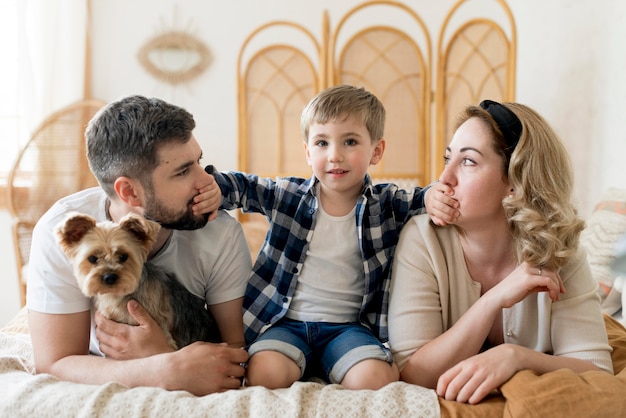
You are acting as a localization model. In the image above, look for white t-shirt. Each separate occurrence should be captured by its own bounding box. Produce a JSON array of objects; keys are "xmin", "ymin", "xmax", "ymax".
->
[
  {"xmin": 27, "ymin": 187, "xmax": 252, "ymax": 355},
  {"xmin": 286, "ymin": 204, "xmax": 365, "ymax": 323}
]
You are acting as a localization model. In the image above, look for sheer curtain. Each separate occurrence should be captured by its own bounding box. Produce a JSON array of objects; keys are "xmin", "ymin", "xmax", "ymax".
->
[{"xmin": 1, "ymin": 0, "xmax": 87, "ymax": 178}]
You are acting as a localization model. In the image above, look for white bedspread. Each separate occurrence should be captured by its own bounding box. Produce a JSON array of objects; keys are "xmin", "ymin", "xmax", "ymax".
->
[{"xmin": 0, "ymin": 332, "xmax": 440, "ymax": 418}]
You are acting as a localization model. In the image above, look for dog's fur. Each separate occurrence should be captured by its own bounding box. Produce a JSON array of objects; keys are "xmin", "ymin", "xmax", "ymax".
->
[{"xmin": 56, "ymin": 212, "xmax": 221, "ymax": 350}]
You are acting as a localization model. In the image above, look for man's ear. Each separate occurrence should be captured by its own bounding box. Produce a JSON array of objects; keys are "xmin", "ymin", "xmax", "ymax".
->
[
  {"xmin": 114, "ymin": 177, "xmax": 143, "ymax": 207},
  {"xmin": 370, "ymin": 138, "xmax": 386, "ymax": 165}
]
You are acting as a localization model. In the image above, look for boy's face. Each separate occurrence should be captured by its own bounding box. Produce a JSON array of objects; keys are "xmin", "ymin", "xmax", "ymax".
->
[{"xmin": 304, "ymin": 115, "xmax": 385, "ymax": 198}]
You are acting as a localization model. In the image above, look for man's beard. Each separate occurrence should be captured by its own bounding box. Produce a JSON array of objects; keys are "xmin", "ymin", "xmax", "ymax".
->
[{"xmin": 144, "ymin": 191, "xmax": 209, "ymax": 231}]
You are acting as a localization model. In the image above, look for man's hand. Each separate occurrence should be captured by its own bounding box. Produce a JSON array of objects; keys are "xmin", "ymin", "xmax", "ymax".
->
[
  {"xmin": 192, "ymin": 174, "xmax": 222, "ymax": 221},
  {"xmin": 425, "ymin": 183, "xmax": 459, "ymax": 226},
  {"xmin": 95, "ymin": 300, "xmax": 174, "ymax": 359},
  {"xmin": 160, "ymin": 342, "xmax": 249, "ymax": 395}
]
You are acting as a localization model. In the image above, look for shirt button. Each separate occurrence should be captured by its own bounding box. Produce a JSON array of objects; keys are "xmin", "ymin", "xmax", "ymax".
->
[
  {"xmin": 506, "ymin": 329, "xmax": 513, "ymax": 337},
  {"xmin": 282, "ymin": 297, "xmax": 289, "ymax": 303}
]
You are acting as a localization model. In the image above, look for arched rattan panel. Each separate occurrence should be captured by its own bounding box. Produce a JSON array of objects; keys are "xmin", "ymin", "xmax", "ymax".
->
[
  {"xmin": 435, "ymin": 0, "xmax": 517, "ymax": 177},
  {"xmin": 237, "ymin": 22, "xmax": 321, "ymax": 179},
  {"xmin": 6, "ymin": 99, "xmax": 105, "ymax": 306},
  {"xmin": 329, "ymin": 1, "xmax": 432, "ymax": 185}
]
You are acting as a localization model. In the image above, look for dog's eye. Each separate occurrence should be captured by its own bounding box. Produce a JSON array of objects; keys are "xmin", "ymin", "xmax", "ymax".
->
[
  {"xmin": 88, "ymin": 255, "xmax": 98, "ymax": 264},
  {"xmin": 118, "ymin": 253, "xmax": 128, "ymax": 263}
]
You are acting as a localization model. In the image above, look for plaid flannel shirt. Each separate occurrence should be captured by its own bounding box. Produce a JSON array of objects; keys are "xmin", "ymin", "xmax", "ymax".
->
[{"xmin": 209, "ymin": 167, "xmax": 427, "ymax": 344}]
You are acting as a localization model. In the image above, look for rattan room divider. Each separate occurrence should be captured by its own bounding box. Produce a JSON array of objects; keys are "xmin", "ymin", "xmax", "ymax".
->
[
  {"xmin": 6, "ymin": 99, "xmax": 105, "ymax": 306},
  {"xmin": 237, "ymin": 0, "xmax": 516, "ymax": 191}
]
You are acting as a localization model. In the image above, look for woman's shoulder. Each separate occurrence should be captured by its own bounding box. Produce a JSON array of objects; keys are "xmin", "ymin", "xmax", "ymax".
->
[
  {"xmin": 560, "ymin": 244, "xmax": 594, "ymax": 285},
  {"xmin": 404, "ymin": 213, "xmax": 456, "ymax": 237},
  {"xmin": 399, "ymin": 214, "xmax": 459, "ymax": 254}
]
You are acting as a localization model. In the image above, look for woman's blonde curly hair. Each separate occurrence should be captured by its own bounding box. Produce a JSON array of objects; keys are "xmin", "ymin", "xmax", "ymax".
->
[{"xmin": 458, "ymin": 102, "xmax": 584, "ymax": 270}]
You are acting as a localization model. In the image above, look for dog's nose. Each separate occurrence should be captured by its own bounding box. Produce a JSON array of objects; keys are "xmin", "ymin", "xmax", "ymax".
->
[{"xmin": 102, "ymin": 273, "xmax": 118, "ymax": 285}]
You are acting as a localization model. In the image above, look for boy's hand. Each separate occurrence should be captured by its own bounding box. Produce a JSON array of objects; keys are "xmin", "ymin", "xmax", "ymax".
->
[
  {"xmin": 193, "ymin": 174, "xmax": 222, "ymax": 221},
  {"xmin": 425, "ymin": 183, "xmax": 459, "ymax": 226}
]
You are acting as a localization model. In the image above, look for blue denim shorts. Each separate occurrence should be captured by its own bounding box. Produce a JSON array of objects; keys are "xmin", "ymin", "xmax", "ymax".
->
[{"xmin": 248, "ymin": 318, "xmax": 393, "ymax": 384}]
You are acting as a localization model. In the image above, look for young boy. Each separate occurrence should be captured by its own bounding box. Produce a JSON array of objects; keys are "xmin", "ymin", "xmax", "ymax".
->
[{"xmin": 208, "ymin": 85, "xmax": 458, "ymax": 390}]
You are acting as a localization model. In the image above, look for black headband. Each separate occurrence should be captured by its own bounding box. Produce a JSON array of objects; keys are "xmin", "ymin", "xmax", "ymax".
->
[{"xmin": 479, "ymin": 99, "xmax": 522, "ymax": 150}]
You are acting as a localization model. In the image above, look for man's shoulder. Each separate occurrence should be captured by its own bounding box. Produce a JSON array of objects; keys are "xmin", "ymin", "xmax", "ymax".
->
[
  {"xmin": 183, "ymin": 210, "xmax": 243, "ymax": 239},
  {"xmin": 211, "ymin": 210, "xmax": 242, "ymax": 225},
  {"xmin": 36, "ymin": 187, "xmax": 106, "ymax": 231},
  {"xmin": 52, "ymin": 187, "xmax": 105, "ymax": 212}
]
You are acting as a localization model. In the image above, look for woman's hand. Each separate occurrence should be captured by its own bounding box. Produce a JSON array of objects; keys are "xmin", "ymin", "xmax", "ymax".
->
[
  {"xmin": 437, "ymin": 344, "xmax": 519, "ymax": 404},
  {"xmin": 487, "ymin": 262, "xmax": 565, "ymax": 309}
]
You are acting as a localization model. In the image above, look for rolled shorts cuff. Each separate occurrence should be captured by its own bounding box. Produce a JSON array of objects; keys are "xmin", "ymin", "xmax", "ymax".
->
[
  {"xmin": 248, "ymin": 339, "xmax": 307, "ymax": 378},
  {"xmin": 329, "ymin": 344, "xmax": 393, "ymax": 384}
]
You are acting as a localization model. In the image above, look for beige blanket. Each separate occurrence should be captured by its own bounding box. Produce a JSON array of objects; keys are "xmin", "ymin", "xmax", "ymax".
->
[
  {"xmin": 3, "ymin": 309, "xmax": 626, "ymax": 418},
  {"xmin": 0, "ymin": 331, "xmax": 439, "ymax": 418}
]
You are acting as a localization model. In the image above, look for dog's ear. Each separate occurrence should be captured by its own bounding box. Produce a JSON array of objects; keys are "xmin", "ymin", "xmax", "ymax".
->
[
  {"xmin": 118, "ymin": 213, "xmax": 161, "ymax": 248},
  {"xmin": 56, "ymin": 212, "xmax": 97, "ymax": 249}
]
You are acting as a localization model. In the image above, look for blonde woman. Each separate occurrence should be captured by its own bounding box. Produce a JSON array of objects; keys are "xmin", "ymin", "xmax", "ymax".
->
[{"xmin": 388, "ymin": 100, "xmax": 613, "ymax": 404}]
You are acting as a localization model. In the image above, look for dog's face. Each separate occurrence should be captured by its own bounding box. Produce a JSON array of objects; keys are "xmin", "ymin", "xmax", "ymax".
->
[{"xmin": 56, "ymin": 212, "xmax": 161, "ymax": 297}]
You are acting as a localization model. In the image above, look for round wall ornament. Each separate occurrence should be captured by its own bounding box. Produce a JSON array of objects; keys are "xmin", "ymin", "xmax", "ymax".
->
[{"xmin": 137, "ymin": 31, "xmax": 211, "ymax": 85}]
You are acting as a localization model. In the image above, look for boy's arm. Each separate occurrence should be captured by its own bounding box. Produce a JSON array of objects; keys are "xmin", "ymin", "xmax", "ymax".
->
[
  {"xmin": 424, "ymin": 182, "xmax": 459, "ymax": 226},
  {"xmin": 209, "ymin": 298, "xmax": 245, "ymax": 348},
  {"xmin": 204, "ymin": 165, "xmax": 275, "ymax": 216}
]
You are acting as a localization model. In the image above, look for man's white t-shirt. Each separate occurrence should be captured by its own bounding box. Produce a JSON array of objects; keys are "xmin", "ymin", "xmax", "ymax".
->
[{"xmin": 27, "ymin": 187, "xmax": 252, "ymax": 355}]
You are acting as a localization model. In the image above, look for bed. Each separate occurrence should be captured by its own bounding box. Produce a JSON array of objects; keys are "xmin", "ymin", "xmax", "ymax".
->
[
  {"xmin": 2, "ymin": 189, "xmax": 626, "ymax": 417},
  {"xmin": 5, "ymin": 141, "xmax": 621, "ymax": 410},
  {"xmin": 1, "ymin": 307, "xmax": 625, "ymax": 417}
]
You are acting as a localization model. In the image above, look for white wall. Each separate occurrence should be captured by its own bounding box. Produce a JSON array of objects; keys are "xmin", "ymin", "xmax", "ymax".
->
[
  {"xmin": 512, "ymin": 0, "xmax": 626, "ymax": 213},
  {"xmin": 2, "ymin": 0, "xmax": 625, "ymax": 325},
  {"xmin": 88, "ymin": 0, "xmax": 626, "ymax": 216}
]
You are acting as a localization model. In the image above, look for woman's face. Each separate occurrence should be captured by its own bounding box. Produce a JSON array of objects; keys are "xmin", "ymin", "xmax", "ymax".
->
[{"xmin": 439, "ymin": 117, "xmax": 512, "ymax": 228}]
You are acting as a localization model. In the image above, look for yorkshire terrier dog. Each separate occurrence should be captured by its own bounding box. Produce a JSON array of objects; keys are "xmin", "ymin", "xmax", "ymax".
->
[{"xmin": 56, "ymin": 212, "xmax": 221, "ymax": 350}]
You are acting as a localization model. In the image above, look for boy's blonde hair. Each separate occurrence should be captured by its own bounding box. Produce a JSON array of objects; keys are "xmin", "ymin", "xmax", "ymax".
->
[{"xmin": 300, "ymin": 85, "xmax": 385, "ymax": 142}]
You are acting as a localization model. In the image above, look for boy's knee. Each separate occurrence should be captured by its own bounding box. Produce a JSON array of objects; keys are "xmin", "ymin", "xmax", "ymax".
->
[
  {"xmin": 340, "ymin": 359, "xmax": 399, "ymax": 390},
  {"xmin": 245, "ymin": 351, "xmax": 301, "ymax": 389}
]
